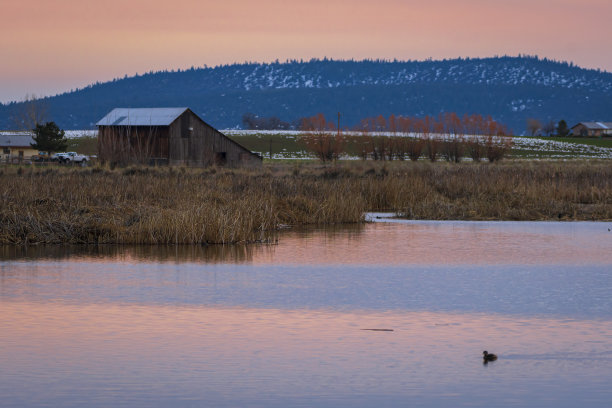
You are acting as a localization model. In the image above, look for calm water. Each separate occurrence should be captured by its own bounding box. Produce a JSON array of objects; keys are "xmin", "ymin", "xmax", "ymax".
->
[{"xmin": 1, "ymin": 220, "xmax": 612, "ymax": 407}]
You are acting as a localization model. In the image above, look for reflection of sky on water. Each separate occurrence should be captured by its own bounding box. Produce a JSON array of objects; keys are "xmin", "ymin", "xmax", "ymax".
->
[
  {"xmin": 1, "ymin": 221, "xmax": 611, "ymax": 407},
  {"xmin": 2, "ymin": 303, "xmax": 611, "ymax": 408},
  {"xmin": 1, "ymin": 262, "xmax": 611, "ymax": 318},
  {"xmin": 2, "ymin": 220, "xmax": 611, "ymax": 266}
]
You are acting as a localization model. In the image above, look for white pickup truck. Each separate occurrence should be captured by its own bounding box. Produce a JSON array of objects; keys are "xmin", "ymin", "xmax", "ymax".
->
[{"xmin": 55, "ymin": 152, "xmax": 90, "ymax": 164}]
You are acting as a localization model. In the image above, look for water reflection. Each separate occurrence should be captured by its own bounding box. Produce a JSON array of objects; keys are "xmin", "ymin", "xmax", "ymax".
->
[
  {"xmin": 0, "ymin": 242, "xmax": 264, "ymax": 263},
  {"xmin": 0, "ymin": 224, "xmax": 367, "ymax": 264},
  {"xmin": 1, "ymin": 221, "xmax": 611, "ymax": 407},
  {"xmin": 1, "ymin": 302, "xmax": 611, "ymax": 408},
  {"xmin": 1, "ymin": 221, "xmax": 610, "ymax": 265},
  {"xmin": 1, "ymin": 261, "xmax": 610, "ymax": 318}
]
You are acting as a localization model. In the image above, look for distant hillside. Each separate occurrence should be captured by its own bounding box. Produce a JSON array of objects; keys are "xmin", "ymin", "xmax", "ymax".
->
[{"xmin": 1, "ymin": 56, "xmax": 611, "ymax": 133}]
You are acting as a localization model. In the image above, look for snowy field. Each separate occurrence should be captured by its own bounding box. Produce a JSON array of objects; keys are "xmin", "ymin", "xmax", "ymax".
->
[
  {"xmin": 224, "ymin": 130, "xmax": 612, "ymax": 160},
  {"xmin": 64, "ymin": 130, "xmax": 98, "ymax": 138},
  {"xmin": 510, "ymin": 137, "xmax": 612, "ymax": 159},
  {"xmin": 0, "ymin": 130, "xmax": 97, "ymax": 139}
]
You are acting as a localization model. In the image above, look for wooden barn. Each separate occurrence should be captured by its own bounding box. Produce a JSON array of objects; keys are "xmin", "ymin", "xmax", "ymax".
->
[{"xmin": 96, "ymin": 108, "xmax": 262, "ymax": 167}]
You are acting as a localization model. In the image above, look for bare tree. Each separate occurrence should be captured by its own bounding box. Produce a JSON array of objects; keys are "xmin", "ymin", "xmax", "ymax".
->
[
  {"xmin": 299, "ymin": 114, "xmax": 344, "ymax": 162},
  {"xmin": 542, "ymin": 120, "xmax": 556, "ymax": 137},
  {"xmin": 346, "ymin": 112, "xmax": 510, "ymax": 163},
  {"xmin": 242, "ymin": 113, "xmax": 291, "ymax": 130},
  {"xmin": 439, "ymin": 112, "xmax": 465, "ymax": 163},
  {"xmin": 11, "ymin": 94, "xmax": 48, "ymax": 130},
  {"xmin": 463, "ymin": 114, "xmax": 485, "ymax": 162},
  {"xmin": 422, "ymin": 116, "xmax": 441, "ymax": 162},
  {"xmin": 484, "ymin": 117, "xmax": 513, "ymax": 162},
  {"xmin": 351, "ymin": 120, "xmax": 373, "ymax": 160},
  {"xmin": 526, "ymin": 118, "xmax": 542, "ymax": 137}
]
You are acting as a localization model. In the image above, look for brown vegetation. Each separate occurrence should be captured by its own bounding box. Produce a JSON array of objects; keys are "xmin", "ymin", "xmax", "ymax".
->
[
  {"xmin": 0, "ymin": 165, "xmax": 364, "ymax": 245},
  {"xmin": 304, "ymin": 112, "xmax": 512, "ymax": 162},
  {"xmin": 1, "ymin": 161, "xmax": 611, "ymax": 245},
  {"xmin": 298, "ymin": 113, "xmax": 344, "ymax": 162},
  {"xmin": 527, "ymin": 118, "xmax": 543, "ymax": 137}
]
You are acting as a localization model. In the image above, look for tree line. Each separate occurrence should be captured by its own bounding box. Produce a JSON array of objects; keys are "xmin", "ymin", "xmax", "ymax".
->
[
  {"xmin": 242, "ymin": 113, "xmax": 295, "ymax": 130},
  {"xmin": 298, "ymin": 113, "xmax": 512, "ymax": 163},
  {"xmin": 526, "ymin": 118, "xmax": 571, "ymax": 137}
]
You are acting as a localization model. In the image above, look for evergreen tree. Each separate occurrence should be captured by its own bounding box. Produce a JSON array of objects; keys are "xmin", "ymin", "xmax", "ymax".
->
[
  {"xmin": 31, "ymin": 122, "xmax": 68, "ymax": 154},
  {"xmin": 557, "ymin": 119, "xmax": 570, "ymax": 137}
]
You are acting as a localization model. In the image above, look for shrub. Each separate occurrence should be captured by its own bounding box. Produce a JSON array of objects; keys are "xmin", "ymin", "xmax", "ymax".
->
[
  {"xmin": 466, "ymin": 138, "xmax": 485, "ymax": 162},
  {"xmin": 485, "ymin": 136, "xmax": 513, "ymax": 162}
]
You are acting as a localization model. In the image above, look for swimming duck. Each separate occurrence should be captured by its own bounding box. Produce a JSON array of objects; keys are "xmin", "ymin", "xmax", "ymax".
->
[{"xmin": 483, "ymin": 351, "xmax": 498, "ymax": 363}]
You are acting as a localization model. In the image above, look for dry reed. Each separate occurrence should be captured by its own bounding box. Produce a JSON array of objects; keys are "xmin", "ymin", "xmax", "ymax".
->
[{"xmin": 1, "ymin": 161, "xmax": 610, "ymax": 245}]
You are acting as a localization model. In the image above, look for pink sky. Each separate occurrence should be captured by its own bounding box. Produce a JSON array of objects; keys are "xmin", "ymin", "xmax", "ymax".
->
[{"xmin": 1, "ymin": 0, "xmax": 611, "ymax": 103}]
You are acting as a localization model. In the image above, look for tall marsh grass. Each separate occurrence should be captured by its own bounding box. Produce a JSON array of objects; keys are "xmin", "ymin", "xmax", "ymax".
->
[
  {"xmin": 0, "ymin": 166, "xmax": 365, "ymax": 245},
  {"xmin": 1, "ymin": 161, "xmax": 610, "ymax": 245}
]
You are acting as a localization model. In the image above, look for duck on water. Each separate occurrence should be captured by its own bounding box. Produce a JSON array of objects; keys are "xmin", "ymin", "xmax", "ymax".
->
[{"xmin": 483, "ymin": 351, "xmax": 498, "ymax": 364}]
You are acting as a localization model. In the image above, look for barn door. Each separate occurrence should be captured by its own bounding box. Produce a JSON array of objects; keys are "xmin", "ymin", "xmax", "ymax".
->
[{"xmin": 215, "ymin": 152, "xmax": 227, "ymax": 166}]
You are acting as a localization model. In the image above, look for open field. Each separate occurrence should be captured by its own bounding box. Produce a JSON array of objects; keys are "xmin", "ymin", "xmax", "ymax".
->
[
  {"xmin": 66, "ymin": 135, "xmax": 98, "ymax": 155},
  {"xmin": 1, "ymin": 161, "xmax": 611, "ymax": 245},
  {"xmin": 541, "ymin": 136, "xmax": 612, "ymax": 148},
  {"xmin": 223, "ymin": 130, "xmax": 612, "ymax": 160},
  {"xmin": 511, "ymin": 136, "xmax": 612, "ymax": 159}
]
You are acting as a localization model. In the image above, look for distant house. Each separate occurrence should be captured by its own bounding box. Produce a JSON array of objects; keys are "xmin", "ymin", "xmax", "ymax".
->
[
  {"xmin": 570, "ymin": 122, "xmax": 612, "ymax": 137},
  {"xmin": 0, "ymin": 132, "xmax": 37, "ymax": 163},
  {"xmin": 96, "ymin": 107, "xmax": 262, "ymax": 167}
]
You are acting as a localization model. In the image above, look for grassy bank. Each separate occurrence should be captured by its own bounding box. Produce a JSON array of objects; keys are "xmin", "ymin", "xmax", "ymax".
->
[{"xmin": 1, "ymin": 161, "xmax": 611, "ymax": 245}]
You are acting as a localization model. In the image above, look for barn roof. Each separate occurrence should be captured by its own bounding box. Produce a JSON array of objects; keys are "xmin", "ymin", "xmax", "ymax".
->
[
  {"xmin": 0, "ymin": 132, "xmax": 35, "ymax": 147},
  {"xmin": 572, "ymin": 122, "xmax": 612, "ymax": 130},
  {"xmin": 96, "ymin": 108, "xmax": 189, "ymax": 127}
]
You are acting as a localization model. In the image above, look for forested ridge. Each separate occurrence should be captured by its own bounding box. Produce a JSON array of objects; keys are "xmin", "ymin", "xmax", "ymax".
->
[{"xmin": 2, "ymin": 56, "xmax": 610, "ymax": 133}]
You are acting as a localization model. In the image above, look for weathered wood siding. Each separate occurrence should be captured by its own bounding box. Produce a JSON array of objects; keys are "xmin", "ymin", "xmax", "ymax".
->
[
  {"xmin": 98, "ymin": 109, "xmax": 262, "ymax": 167},
  {"xmin": 167, "ymin": 110, "xmax": 262, "ymax": 167},
  {"xmin": 98, "ymin": 126, "xmax": 170, "ymax": 164}
]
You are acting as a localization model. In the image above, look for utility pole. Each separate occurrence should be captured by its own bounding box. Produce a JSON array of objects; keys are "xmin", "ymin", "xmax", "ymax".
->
[
  {"xmin": 337, "ymin": 112, "xmax": 341, "ymax": 139},
  {"xmin": 269, "ymin": 137, "xmax": 273, "ymax": 159}
]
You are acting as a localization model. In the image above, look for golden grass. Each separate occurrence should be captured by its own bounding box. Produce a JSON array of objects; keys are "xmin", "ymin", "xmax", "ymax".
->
[{"xmin": 1, "ymin": 160, "xmax": 610, "ymax": 245}]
